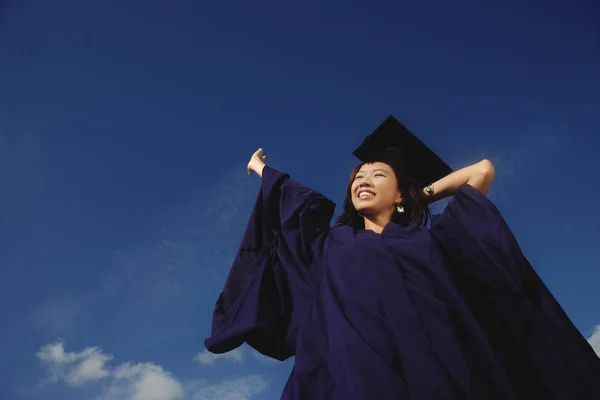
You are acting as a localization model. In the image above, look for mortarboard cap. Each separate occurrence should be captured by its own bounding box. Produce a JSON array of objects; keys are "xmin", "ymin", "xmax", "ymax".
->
[{"xmin": 353, "ymin": 115, "xmax": 452, "ymax": 188}]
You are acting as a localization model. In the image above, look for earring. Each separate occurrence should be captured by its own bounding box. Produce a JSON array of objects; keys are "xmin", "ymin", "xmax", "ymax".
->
[{"xmin": 396, "ymin": 204, "xmax": 404, "ymax": 213}]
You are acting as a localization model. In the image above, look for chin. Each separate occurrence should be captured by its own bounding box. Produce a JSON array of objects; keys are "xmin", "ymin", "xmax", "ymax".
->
[{"xmin": 355, "ymin": 205, "xmax": 374, "ymax": 215}]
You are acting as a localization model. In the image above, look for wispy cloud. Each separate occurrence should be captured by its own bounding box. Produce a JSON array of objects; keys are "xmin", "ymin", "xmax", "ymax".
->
[
  {"xmin": 186, "ymin": 375, "xmax": 269, "ymax": 400},
  {"xmin": 16, "ymin": 167, "xmax": 267, "ymax": 398},
  {"xmin": 194, "ymin": 346, "xmax": 280, "ymax": 366},
  {"xmin": 251, "ymin": 350, "xmax": 278, "ymax": 364},
  {"xmin": 28, "ymin": 298, "xmax": 82, "ymax": 335},
  {"xmin": 588, "ymin": 325, "xmax": 600, "ymax": 357},
  {"xmin": 96, "ymin": 167, "xmax": 258, "ymax": 309},
  {"xmin": 482, "ymin": 129, "xmax": 564, "ymax": 204},
  {"xmin": 24, "ymin": 168, "xmax": 258, "ymax": 350},
  {"xmin": 35, "ymin": 341, "xmax": 268, "ymax": 400},
  {"xmin": 194, "ymin": 347, "xmax": 244, "ymax": 365}
]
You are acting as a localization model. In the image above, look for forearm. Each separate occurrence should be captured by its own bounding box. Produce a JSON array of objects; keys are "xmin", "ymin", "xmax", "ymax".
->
[
  {"xmin": 249, "ymin": 160, "xmax": 267, "ymax": 178},
  {"xmin": 422, "ymin": 159, "xmax": 495, "ymax": 202}
]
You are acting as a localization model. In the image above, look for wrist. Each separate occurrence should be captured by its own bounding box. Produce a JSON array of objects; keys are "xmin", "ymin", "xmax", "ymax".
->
[
  {"xmin": 422, "ymin": 184, "xmax": 436, "ymax": 204},
  {"xmin": 252, "ymin": 161, "xmax": 266, "ymax": 177}
]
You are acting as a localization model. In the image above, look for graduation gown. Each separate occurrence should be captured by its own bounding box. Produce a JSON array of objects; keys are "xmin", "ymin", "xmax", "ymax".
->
[{"xmin": 205, "ymin": 166, "xmax": 600, "ymax": 399}]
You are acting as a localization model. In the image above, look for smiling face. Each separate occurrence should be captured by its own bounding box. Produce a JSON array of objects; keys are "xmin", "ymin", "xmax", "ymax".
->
[{"xmin": 351, "ymin": 162, "xmax": 402, "ymax": 219}]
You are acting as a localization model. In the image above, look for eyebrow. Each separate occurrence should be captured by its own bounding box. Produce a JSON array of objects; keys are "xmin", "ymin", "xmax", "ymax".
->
[{"xmin": 357, "ymin": 168, "xmax": 388, "ymax": 174}]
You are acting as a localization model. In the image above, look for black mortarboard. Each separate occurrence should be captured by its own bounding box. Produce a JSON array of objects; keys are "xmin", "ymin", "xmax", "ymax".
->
[{"xmin": 353, "ymin": 115, "xmax": 452, "ymax": 188}]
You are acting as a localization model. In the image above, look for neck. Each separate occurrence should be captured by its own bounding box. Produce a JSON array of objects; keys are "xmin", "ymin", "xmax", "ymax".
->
[{"xmin": 363, "ymin": 214, "xmax": 392, "ymax": 234}]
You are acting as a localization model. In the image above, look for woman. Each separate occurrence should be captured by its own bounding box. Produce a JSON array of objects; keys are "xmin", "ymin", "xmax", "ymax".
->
[{"xmin": 205, "ymin": 117, "xmax": 600, "ymax": 399}]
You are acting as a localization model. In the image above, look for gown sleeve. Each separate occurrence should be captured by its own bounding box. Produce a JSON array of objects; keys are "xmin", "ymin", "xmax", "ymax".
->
[
  {"xmin": 204, "ymin": 166, "xmax": 335, "ymax": 361},
  {"xmin": 430, "ymin": 183, "xmax": 600, "ymax": 397}
]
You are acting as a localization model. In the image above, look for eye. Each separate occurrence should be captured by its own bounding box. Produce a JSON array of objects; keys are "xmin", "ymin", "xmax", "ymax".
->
[{"xmin": 374, "ymin": 173, "xmax": 385, "ymax": 177}]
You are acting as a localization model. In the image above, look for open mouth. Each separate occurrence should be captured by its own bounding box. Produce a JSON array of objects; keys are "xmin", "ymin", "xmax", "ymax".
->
[{"xmin": 357, "ymin": 190, "xmax": 375, "ymax": 199}]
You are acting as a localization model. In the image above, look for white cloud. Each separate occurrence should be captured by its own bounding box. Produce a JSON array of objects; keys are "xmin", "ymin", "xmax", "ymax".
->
[
  {"xmin": 107, "ymin": 362, "xmax": 184, "ymax": 400},
  {"xmin": 194, "ymin": 347, "xmax": 244, "ymax": 365},
  {"xmin": 37, "ymin": 341, "xmax": 183, "ymax": 400},
  {"xmin": 66, "ymin": 347, "xmax": 113, "ymax": 386},
  {"xmin": 588, "ymin": 325, "xmax": 600, "ymax": 357},
  {"xmin": 37, "ymin": 340, "xmax": 78, "ymax": 364},
  {"xmin": 36, "ymin": 341, "xmax": 112, "ymax": 385},
  {"xmin": 36, "ymin": 341, "xmax": 267, "ymax": 400}
]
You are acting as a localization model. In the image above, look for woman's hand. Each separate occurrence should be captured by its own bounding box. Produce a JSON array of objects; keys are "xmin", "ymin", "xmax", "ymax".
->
[{"xmin": 247, "ymin": 148, "xmax": 267, "ymax": 177}]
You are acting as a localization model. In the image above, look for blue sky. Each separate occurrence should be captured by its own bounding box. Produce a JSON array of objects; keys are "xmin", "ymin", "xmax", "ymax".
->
[{"xmin": 1, "ymin": 1, "xmax": 599, "ymax": 399}]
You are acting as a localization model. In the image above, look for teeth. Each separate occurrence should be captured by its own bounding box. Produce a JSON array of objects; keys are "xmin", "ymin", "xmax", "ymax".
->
[{"xmin": 359, "ymin": 192, "xmax": 374, "ymax": 199}]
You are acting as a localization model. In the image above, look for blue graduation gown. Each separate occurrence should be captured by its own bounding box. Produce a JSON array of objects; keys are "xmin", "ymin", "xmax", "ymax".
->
[{"xmin": 205, "ymin": 166, "xmax": 600, "ymax": 399}]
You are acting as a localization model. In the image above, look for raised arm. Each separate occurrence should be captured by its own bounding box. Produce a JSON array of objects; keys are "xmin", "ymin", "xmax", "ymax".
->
[
  {"xmin": 421, "ymin": 159, "xmax": 495, "ymax": 203},
  {"xmin": 206, "ymin": 148, "xmax": 335, "ymax": 360},
  {"xmin": 246, "ymin": 147, "xmax": 335, "ymax": 264}
]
